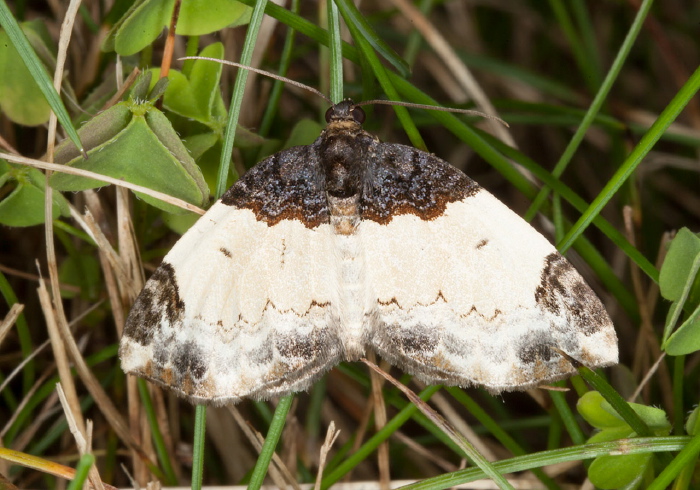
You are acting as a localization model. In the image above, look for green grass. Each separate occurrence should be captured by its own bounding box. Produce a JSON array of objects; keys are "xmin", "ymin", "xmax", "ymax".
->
[{"xmin": 1, "ymin": 2, "xmax": 699, "ymax": 489}]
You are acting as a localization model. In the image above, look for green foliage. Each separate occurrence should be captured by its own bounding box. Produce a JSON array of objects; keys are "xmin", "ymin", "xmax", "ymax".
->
[
  {"xmin": 66, "ymin": 454, "xmax": 95, "ymax": 490},
  {"xmin": 0, "ymin": 22, "xmax": 53, "ymax": 126},
  {"xmin": 0, "ymin": 1, "xmax": 82, "ymax": 149},
  {"xmin": 660, "ymin": 228, "xmax": 700, "ymax": 355},
  {"xmin": 0, "ymin": 160, "xmax": 70, "ymax": 226},
  {"xmin": 145, "ymin": 43, "xmax": 263, "ymax": 192},
  {"xmin": 578, "ymin": 391, "xmax": 671, "ymax": 489},
  {"xmin": 50, "ymin": 73, "xmax": 210, "ymax": 214},
  {"xmin": 282, "ymin": 118, "xmax": 325, "ymax": 149},
  {"xmin": 149, "ymin": 43, "xmax": 229, "ymax": 128},
  {"xmin": 103, "ymin": 0, "xmax": 251, "ymax": 55}
]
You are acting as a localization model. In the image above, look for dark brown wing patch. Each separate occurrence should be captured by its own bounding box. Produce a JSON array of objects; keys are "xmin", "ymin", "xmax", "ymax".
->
[
  {"xmin": 221, "ymin": 146, "xmax": 329, "ymax": 228},
  {"xmin": 361, "ymin": 143, "xmax": 480, "ymax": 223},
  {"xmin": 124, "ymin": 262, "xmax": 184, "ymax": 346},
  {"xmin": 535, "ymin": 253, "xmax": 611, "ymax": 336}
]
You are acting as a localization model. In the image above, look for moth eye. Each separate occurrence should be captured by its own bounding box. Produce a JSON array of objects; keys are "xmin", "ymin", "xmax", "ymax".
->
[
  {"xmin": 325, "ymin": 106, "xmax": 334, "ymax": 123},
  {"xmin": 352, "ymin": 107, "xmax": 366, "ymax": 124}
]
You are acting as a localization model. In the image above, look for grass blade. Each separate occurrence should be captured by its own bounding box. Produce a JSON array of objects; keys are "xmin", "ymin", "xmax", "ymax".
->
[
  {"xmin": 258, "ymin": 0, "xmax": 299, "ymax": 137},
  {"xmin": 334, "ymin": 0, "xmax": 426, "ymax": 150},
  {"xmin": 215, "ymin": 0, "xmax": 269, "ymax": 199},
  {"xmin": 0, "ymin": 0, "xmax": 83, "ymax": 153},
  {"xmin": 399, "ymin": 437, "xmax": 689, "ymax": 490},
  {"xmin": 525, "ymin": 0, "xmax": 655, "ymax": 221},
  {"xmin": 364, "ymin": 360, "xmax": 515, "ymax": 490},
  {"xmin": 66, "ymin": 454, "xmax": 95, "ymax": 490},
  {"xmin": 136, "ymin": 379, "xmax": 178, "ymax": 486},
  {"xmin": 557, "ymin": 64, "xmax": 700, "ymax": 254},
  {"xmin": 331, "ymin": 0, "xmax": 409, "ymax": 77},
  {"xmin": 321, "ymin": 385, "xmax": 441, "ymax": 489},
  {"xmin": 326, "ymin": 0, "xmax": 343, "ymax": 104},
  {"xmin": 191, "ymin": 405, "xmax": 207, "ymax": 490},
  {"xmin": 247, "ymin": 394, "xmax": 294, "ymax": 490},
  {"xmin": 548, "ymin": 1, "xmax": 601, "ymax": 92}
]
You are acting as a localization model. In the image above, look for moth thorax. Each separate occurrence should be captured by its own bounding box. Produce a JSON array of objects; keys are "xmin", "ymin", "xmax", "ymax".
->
[
  {"xmin": 328, "ymin": 194, "xmax": 361, "ymax": 235},
  {"xmin": 320, "ymin": 134, "xmax": 364, "ymax": 197}
]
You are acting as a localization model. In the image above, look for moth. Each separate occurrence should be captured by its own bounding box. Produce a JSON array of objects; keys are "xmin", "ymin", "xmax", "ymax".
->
[{"xmin": 119, "ymin": 99, "xmax": 618, "ymax": 405}]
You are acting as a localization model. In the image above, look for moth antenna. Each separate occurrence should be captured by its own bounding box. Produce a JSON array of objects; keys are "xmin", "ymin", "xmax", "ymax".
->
[
  {"xmin": 179, "ymin": 56, "xmax": 333, "ymax": 104},
  {"xmin": 178, "ymin": 57, "xmax": 507, "ymax": 127},
  {"xmin": 357, "ymin": 99, "xmax": 509, "ymax": 127}
]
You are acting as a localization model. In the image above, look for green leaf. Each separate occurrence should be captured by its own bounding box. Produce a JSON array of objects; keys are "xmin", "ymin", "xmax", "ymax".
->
[
  {"xmin": 0, "ymin": 27, "xmax": 51, "ymax": 125},
  {"xmin": 145, "ymin": 109, "xmax": 210, "ymax": 198},
  {"xmin": 183, "ymin": 133, "xmax": 220, "ymax": 161},
  {"xmin": 0, "ymin": 162, "xmax": 69, "ymax": 227},
  {"xmin": 282, "ymin": 119, "xmax": 324, "ymax": 149},
  {"xmin": 58, "ymin": 104, "xmax": 134, "ymax": 165},
  {"xmin": 588, "ymin": 452, "xmax": 652, "ymax": 489},
  {"xmin": 51, "ymin": 99, "xmax": 209, "ymax": 214},
  {"xmin": 152, "ymin": 69, "xmax": 203, "ymax": 118},
  {"xmin": 149, "ymin": 77, "xmax": 169, "ymax": 102},
  {"xmin": 617, "ymin": 404, "xmax": 670, "ymax": 432},
  {"xmin": 107, "ymin": 0, "xmax": 251, "ymax": 55},
  {"xmin": 579, "ymin": 391, "xmax": 670, "ymax": 445},
  {"xmin": 187, "ymin": 42, "xmax": 226, "ymax": 119},
  {"xmin": 102, "ymin": 0, "xmax": 147, "ymax": 52},
  {"xmin": 602, "ymin": 402, "xmax": 670, "ymax": 433},
  {"xmin": 659, "ymin": 228, "xmax": 700, "ymax": 355},
  {"xmin": 0, "ymin": 180, "xmax": 57, "ymax": 226},
  {"xmin": 150, "ymin": 43, "xmax": 228, "ymax": 126},
  {"xmin": 587, "ymin": 426, "xmax": 635, "ymax": 444},
  {"xmin": 176, "ymin": 0, "xmax": 251, "ymax": 35},
  {"xmin": 578, "ymin": 391, "xmax": 626, "ymax": 429},
  {"xmin": 659, "ymin": 228, "xmax": 700, "ymax": 302},
  {"xmin": 577, "ymin": 391, "xmax": 671, "ymax": 489},
  {"xmin": 162, "ymin": 211, "xmax": 199, "ymax": 235},
  {"xmin": 663, "ymin": 304, "xmax": 700, "ymax": 355},
  {"xmin": 0, "ymin": 4, "xmax": 83, "ymax": 150},
  {"xmin": 113, "ymin": 0, "xmax": 173, "ymax": 56},
  {"xmin": 131, "ymin": 70, "xmax": 154, "ymax": 100}
]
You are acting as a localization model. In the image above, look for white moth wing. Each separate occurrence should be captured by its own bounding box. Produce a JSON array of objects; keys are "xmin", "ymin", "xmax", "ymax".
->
[
  {"xmin": 362, "ymin": 190, "xmax": 618, "ymax": 392},
  {"xmin": 121, "ymin": 100, "xmax": 619, "ymax": 403},
  {"xmin": 120, "ymin": 201, "xmax": 343, "ymax": 405}
]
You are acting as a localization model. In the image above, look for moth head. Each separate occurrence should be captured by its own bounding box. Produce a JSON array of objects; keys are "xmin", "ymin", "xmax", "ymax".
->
[{"xmin": 325, "ymin": 99, "xmax": 366, "ymax": 125}]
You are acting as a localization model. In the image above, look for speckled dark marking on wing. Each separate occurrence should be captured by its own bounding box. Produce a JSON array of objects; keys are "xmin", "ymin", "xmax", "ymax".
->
[
  {"xmin": 535, "ymin": 253, "xmax": 610, "ymax": 336},
  {"xmin": 220, "ymin": 145, "xmax": 329, "ymax": 228},
  {"xmin": 123, "ymin": 263, "xmax": 184, "ymax": 346},
  {"xmin": 361, "ymin": 143, "xmax": 480, "ymax": 223},
  {"xmin": 221, "ymin": 100, "xmax": 480, "ymax": 228}
]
